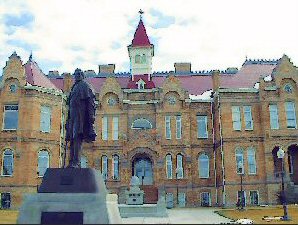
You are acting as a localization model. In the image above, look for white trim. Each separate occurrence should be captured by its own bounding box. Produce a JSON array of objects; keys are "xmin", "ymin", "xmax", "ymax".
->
[
  {"xmin": 3, "ymin": 104, "xmax": 19, "ymax": 131},
  {"xmin": 24, "ymin": 85, "xmax": 64, "ymax": 96},
  {"xmin": 219, "ymin": 88, "xmax": 258, "ymax": 93},
  {"xmin": 123, "ymin": 88, "xmax": 159, "ymax": 93},
  {"xmin": 123, "ymin": 100, "xmax": 159, "ymax": 104},
  {"xmin": 165, "ymin": 116, "xmax": 171, "ymax": 140},
  {"xmin": 1, "ymin": 149, "xmax": 14, "ymax": 177}
]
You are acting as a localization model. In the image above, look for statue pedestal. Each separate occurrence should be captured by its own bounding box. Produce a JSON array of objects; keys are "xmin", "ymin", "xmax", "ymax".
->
[{"xmin": 17, "ymin": 168, "xmax": 122, "ymax": 224}]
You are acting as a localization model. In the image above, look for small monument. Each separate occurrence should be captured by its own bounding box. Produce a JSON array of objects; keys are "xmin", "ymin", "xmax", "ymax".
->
[
  {"xmin": 125, "ymin": 176, "xmax": 144, "ymax": 205},
  {"xmin": 17, "ymin": 69, "xmax": 121, "ymax": 224}
]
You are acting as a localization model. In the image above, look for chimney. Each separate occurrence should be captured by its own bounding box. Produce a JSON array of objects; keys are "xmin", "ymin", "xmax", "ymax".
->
[
  {"xmin": 212, "ymin": 70, "xmax": 220, "ymax": 91},
  {"xmin": 174, "ymin": 63, "xmax": 191, "ymax": 73},
  {"xmin": 99, "ymin": 64, "xmax": 115, "ymax": 74},
  {"xmin": 63, "ymin": 73, "xmax": 73, "ymax": 93}
]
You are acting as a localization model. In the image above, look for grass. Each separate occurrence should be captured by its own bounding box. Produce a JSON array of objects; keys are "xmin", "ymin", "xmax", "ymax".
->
[
  {"xmin": 216, "ymin": 205, "xmax": 298, "ymax": 224},
  {"xmin": 0, "ymin": 210, "xmax": 18, "ymax": 224}
]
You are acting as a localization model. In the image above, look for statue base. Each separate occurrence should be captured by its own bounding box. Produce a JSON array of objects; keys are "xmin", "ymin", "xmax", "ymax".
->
[{"xmin": 17, "ymin": 168, "xmax": 122, "ymax": 224}]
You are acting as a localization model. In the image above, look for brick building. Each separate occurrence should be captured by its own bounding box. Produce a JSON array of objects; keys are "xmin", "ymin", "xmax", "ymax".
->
[{"xmin": 0, "ymin": 17, "xmax": 297, "ymax": 209}]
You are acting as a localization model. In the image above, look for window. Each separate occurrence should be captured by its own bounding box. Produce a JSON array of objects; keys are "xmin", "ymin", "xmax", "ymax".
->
[
  {"xmin": 237, "ymin": 191, "xmax": 246, "ymax": 207},
  {"xmin": 176, "ymin": 115, "xmax": 182, "ymax": 139},
  {"xmin": 201, "ymin": 192, "xmax": 211, "ymax": 207},
  {"xmin": 112, "ymin": 117, "xmax": 119, "ymax": 140},
  {"xmin": 40, "ymin": 106, "xmax": 51, "ymax": 133},
  {"xmin": 284, "ymin": 84, "xmax": 293, "ymax": 93},
  {"xmin": 166, "ymin": 154, "xmax": 173, "ymax": 179},
  {"xmin": 176, "ymin": 154, "xmax": 184, "ymax": 179},
  {"xmin": 247, "ymin": 148, "xmax": 256, "ymax": 174},
  {"xmin": 178, "ymin": 192, "xmax": 186, "ymax": 207},
  {"xmin": 137, "ymin": 79, "xmax": 146, "ymax": 89},
  {"xmin": 197, "ymin": 115, "xmax": 208, "ymax": 138},
  {"xmin": 135, "ymin": 54, "xmax": 141, "ymax": 63},
  {"xmin": 1, "ymin": 193, "xmax": 11, "ymax": 209},
  {"xmin": 38, "ymin": 150, "xmax": 49, "ymax": 177},
  {"xmin": 285, "ymin": 102, "xmax": 297, "ymax": 129},
  {"xmin": 232, "ymin": 106, "xmax": 241, "ymax": 131},
  {"xmin": 288, "ymin": 153, "xmax": 293, "ymax": 174},
  {"xmin": 3, "ymin": 105, "xmax": 18, "ymax": 130},
  {"xmin": 102, "ymin": 116, "xmax": 108, "ymax": 140},
  {"xmin": 165, "ymin": 116, "xmax": 171, "ymax": 139},
  {"xmin": 80, "ymin": 155, "xmax": 88, "ymax": 168},
  {"xmin": 2, "ymin": 149, "xmax": 13, "ymax": 176},
  {"xmin": 141, "ymin": 54, "xmax": 146, "ymax": 63},
  {"xmin": 236, "ymin": 148, "xmax": 244, "ymax": 174},
  {"xmin": 112, "ymin": 155, "xmax": 119, "ymax": 180},
  {"xmin": 249, "ymin": 191, "xmax": 259, "ymax": 205},
  {"xmin": 199, "ymin": 153, "xmax": 209, "ymax": 178},
  {"xmin": 132, "ymin": 118, "xmax": 152, "ymax": 129},
  {"xmin": 243, "ymin": 106, "xmax": 253, "ymax": 130},
  {"xmin": 9, "ymin": 84, "xmax": 17, "ymax": 93},
  {"xmin": 101, "ymin": 155, "xmax": 108, "ymax": 181},
  {"xmin": 269, "ymin": 104, "xmax": 279, "ymax": 129}
]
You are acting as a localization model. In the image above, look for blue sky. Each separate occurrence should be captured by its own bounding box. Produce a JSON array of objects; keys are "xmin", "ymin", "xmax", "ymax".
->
[{"xmin": 0, "ymin": 0, "xmax": 297, "ymax": 76}]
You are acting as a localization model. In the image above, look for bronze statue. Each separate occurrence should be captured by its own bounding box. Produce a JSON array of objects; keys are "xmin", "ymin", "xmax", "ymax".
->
[{"xmin": 65, "ymin": 68, "xmax": 97, "ymax": 168}]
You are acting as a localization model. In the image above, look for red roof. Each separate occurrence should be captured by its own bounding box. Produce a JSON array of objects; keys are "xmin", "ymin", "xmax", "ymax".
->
[
  {"xmin": 127, "ymin": 74, "xmax": 155, "ymax": 89},
  {"xmin": 131, "ymin": 19, "xmax": 151, "ymax": 47},
  {"xmin": 25, "ymin": 60, "xmax": 59, "ymax": 90}
]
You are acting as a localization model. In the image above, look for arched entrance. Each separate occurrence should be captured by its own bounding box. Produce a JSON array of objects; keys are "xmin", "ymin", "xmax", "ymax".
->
[
  {"xmin": 132, "ymin": 154, "xmax": 153, "ymax": 185},
  {"xmin": 288, "ymin": 144, "xmax": 298, "ymax": 184}
]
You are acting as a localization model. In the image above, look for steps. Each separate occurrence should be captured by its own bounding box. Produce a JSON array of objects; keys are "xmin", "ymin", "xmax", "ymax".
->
[{"xmin": 141, "ymin": 185, "xmax": 158, "ymax": 204}]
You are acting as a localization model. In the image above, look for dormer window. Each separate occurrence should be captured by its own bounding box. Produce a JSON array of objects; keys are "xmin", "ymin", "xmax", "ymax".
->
[{"xmin": 137, "ymin": 79, "xmax": 146, "ymax": 89}]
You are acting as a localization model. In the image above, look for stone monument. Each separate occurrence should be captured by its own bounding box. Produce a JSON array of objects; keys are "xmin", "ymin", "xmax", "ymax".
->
[
  {"xmin": 17, "ymin": 69, "xmax": 121, "ymax": 224},
  {"xmin": 125, "ymin": 176, "xmax": 144, "ymax": 205}
]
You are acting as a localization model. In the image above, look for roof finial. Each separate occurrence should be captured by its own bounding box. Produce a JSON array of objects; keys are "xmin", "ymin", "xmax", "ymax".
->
[
  {"xmin": 29, "ymin": 51, "xmax": 33, "ymax": 61},
  {"xmin": 139, "ymin": 9, "xmax": 144, "ymax": 19}
]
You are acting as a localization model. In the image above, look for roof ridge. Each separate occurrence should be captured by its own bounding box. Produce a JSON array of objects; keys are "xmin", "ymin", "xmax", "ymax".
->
[{"xmin": 242, "ymin": 58, "xmax": 278, "ymax": 66}]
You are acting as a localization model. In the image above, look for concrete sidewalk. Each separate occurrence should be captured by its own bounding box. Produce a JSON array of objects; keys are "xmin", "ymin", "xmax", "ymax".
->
[{"xmin": 122, "ymin": 208, "xmax": 232, "ymax": 224}]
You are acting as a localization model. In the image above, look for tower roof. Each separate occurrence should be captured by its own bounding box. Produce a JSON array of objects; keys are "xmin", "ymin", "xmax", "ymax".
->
[{"xmin": 131, "ymin": 19, "xmax": 151, "ymax": 47}]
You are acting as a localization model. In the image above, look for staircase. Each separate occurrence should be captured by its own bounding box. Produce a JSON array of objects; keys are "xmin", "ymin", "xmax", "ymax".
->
[{"xmin": 141, "ymin": 185, "xmax": 158, "ymax": 204}]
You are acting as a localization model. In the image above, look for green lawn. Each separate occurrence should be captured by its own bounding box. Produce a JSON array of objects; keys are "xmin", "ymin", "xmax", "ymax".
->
[
  {"xmin": 0, "ymin": 210, "xmax": 18, "ymax": 224},
  {"xmin": 216, "ymin": 205, "xmax": 298, "ymax": 224}
]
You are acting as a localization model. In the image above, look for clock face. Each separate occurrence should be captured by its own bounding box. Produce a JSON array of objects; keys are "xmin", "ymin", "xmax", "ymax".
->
[
  {"xmin": 284, "ymin": 84, "xmax": 293, "ymax": 93},
  {"xmin": 168, "ymin": 96, "xmax": 176, "ymax": 105},
  {"xmin": 9, "ymin": 84, "xmax": 17, "ymax": 93},
  {"xmin": 107, "ymin": 97, "xmax": 116, "ymax": 106}
]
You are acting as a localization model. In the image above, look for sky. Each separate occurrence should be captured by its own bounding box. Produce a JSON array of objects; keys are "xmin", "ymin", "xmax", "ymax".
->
[{"xmin": 0, "ymin": 0, "xmax": 297, "ymax": 76}]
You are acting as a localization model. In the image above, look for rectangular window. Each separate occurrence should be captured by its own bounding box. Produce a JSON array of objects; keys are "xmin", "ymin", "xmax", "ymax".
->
[
  {"xmin": 176, "ymin": 115, "xmax": 182, "ymax": 139},
  {"xmin": 232, "ymin": 106, "xmax": 241, "ymax": 131},
  {"xmin": 285, "ymin": 102, "xmax": 297, "ymax": 129},
  {"xmin": 40, "ymin": 106, "xmax": 51, "ymax": 133},
  {"xmin": 112, "ymin": 117, "xmax": 119, "ymax": 140},
  {"xmin": 1, "ymin": 193, "xmax": 11, "ymax": 209},
  {"xmin": 3, "ymin": 105, "xmax": 18, "ymax": 130},
  {"xmin": 101, "ymin": 156, "xmax": 108, "ymax": 181},
  {"xmin": 201, "ymin": 192, "xmax": 211, "ymax": 207},
  {"xmin": 237, "ymin": 191, "xmax": 246, "ymax": 207},
  {"xmin": 197, "ymin": 115, "xmax": 208, "ymax": 138},
  {"xmin": 244, "ymin": 106, "xmax": 253, "ymax": 130},
  {"xmin": 165, "ymin": 116, "xmax": 171, "ymax": 139},
  {"xmin": 178, "ymin": 192, "xmax": 186, "ymax": 207},
  {"xmin": 249, "ymin": 191, "xmax": 259, "ymax": 206},
  {"xmin": 247, "ymin": 148, "xmax": 257, "ymax": 174},
  {"xmin": 236, "ymin": 150, "xmax": 244, "ymax": 174},
  {"xmin": 102, "ymin": 116, "xmax": 108, "ymax": 140},
  {"xmin": 269, "ymin": 104, "xmax": 279, "ymax": 129}
]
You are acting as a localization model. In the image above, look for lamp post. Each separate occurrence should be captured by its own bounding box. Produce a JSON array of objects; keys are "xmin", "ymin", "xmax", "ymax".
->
[
  {"xmin": 277, "ymin": 147, "xmax": 290, "ymax": 221},
  {"xmin": 176, "ymin": 168, "xmax": 179, "ymax": 207},
  {"xmin": 237, "ymin": 161, "xmax": 244, "ymax": 210}
]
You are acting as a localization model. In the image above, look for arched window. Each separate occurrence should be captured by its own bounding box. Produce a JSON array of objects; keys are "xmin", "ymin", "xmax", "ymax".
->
[
  {"xmin": 112, "ymin": 155, "xmax": 119, "ymax": 180},
  {"xmin": 2, "ymin": 149, "xmax": 14, "ymax": 176},
  {"xmin": 176, "ymin": 154, "xmax": 184, "ymax": 179},
  {"xmin": 38, "ymin": 150, "xmax": 49, "ymax": 177},
  {"xmin": 132, "ymin": 118, "xmax": 152, "ymax": 130},
  {"xmin": 135, "ymin": 54, "xmax": 141, "ymax": 64},
  {"xmin": 247, "ymin": 147, "xmax": 256, "ymax": 174},
  {"xmin": 199, "ymin": 153, "xmax": 209, "ymax": 178},
  {"xmin": 101, "ymin": 155, "xmax": 108, "ymax": 181},
  {"xmin": 166, "ymin": 154, "xmax": 173, "ymax": 179},
  {"xmin": 80, "ymin": 155, "xmax": 88, "ymax": 168},
  {"xmin": 236, "ymin": 148, "xmax": 244, "ymax": 174}
]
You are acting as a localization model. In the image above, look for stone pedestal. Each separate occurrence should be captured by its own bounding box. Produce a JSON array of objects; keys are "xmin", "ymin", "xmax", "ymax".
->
[
  {"xmin": 125, "ymin": 176, "xmax": 144, "ymax": 205},
  {"xmin": 17, "ymin": 168, "xmax": 122, "ymax": 224}
]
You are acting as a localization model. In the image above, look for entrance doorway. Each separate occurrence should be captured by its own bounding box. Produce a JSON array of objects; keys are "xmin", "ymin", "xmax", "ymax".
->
[
  {"xmin": 132, "ymin": 156, "xmax": 153, "ymax": 185},
  {"xmin": 288, "ymin": 144, "xmax": 298, "ymax": 184}
]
